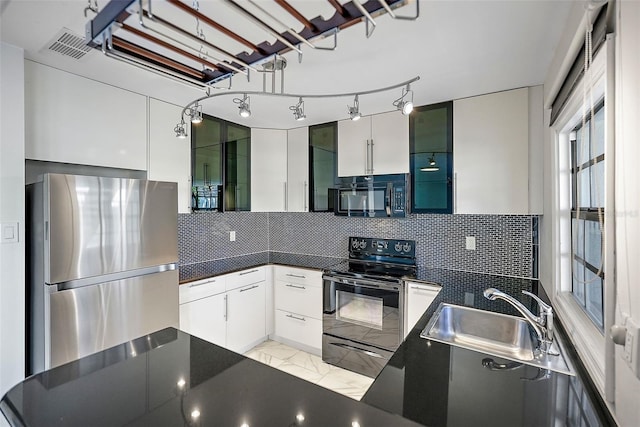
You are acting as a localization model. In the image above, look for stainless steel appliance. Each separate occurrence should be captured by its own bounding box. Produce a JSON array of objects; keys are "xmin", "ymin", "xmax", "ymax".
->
[
  {"xmin": 26, "ymin": 174, "xmax": 179, "ymax": 374},
  {"xmin": 322, "ymin": 237, "xmax": 416, "ymax": 378},
  {"xmin": 333, "ymin": 174, "xmax": 409, "ymax": 217}
]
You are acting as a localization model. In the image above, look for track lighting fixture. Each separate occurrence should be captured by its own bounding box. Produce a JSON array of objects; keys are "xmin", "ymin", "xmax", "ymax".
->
[
  {"xmin": 234, "ymin": 94, "xmax": 251, "ymax": 118},
  {"xmin": 420, "ymin": 153, "xmax": 440, "ymax": 172},
  {"xmin": 174, "ymin": 119, "xmax": 188, "ymax": 139},
  {"xmin": 290, "ymin": 97, "xmax": 306, "ymax": 121},
  {"xmin": 187, "ymin": 102, "xmax": 203, "ymax": 124},
  {"xmin": 347, "ymin": 95, "xmax": 362, "ymax": 121},
  {"xmin": 393, "ymin": 84, "xmax": 414, "ymax": 115}
]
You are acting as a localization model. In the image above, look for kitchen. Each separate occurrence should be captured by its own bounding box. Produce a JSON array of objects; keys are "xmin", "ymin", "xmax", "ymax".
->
[{"xmin": 1, "ymin": 0, "xmax": 639, "ymax": 426}]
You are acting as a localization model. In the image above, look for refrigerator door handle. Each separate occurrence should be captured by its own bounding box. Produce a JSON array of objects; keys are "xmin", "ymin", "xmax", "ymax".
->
[{"xmin": 54, "ymin": 263, "xmax": 177, "ymax": 291}]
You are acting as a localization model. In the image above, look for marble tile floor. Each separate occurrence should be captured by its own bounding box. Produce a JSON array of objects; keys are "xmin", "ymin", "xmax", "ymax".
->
[{"xmin": 244, "ymin": 340, "xmax": 374, "ymax": 400}]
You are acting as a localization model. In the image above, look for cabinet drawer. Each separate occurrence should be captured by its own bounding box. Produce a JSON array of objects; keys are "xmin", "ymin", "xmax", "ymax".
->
[
  {"xmin": 274, "ymin": 266, "xmax": 322, "ymax": 287},
  {"xmin": 274, "ymin": 280, "xmax": 322, "ymax": 319},
  {"xmin": 179, "ymin": 276, "xmax": 226, "ymax": 304},
  {"xmin": 275, "ymin": 309, "xmax": 322, "ymax": 350},
  {"xmin": 226, "ymin": 266, "xmax": 266, "ymax": 291}
]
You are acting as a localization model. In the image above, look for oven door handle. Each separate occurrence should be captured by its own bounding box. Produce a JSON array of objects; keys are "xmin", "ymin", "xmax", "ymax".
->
[
  {"xmin": 323, "ymin": 274, "xmax": 400, "ymax": 291},
  {"xmin": 329, "ymin": 342, "xmax": 385, "ymax": 358}
]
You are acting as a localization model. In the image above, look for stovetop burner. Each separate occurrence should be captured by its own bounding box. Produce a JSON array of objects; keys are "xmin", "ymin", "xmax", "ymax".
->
[{"xmin": 324, "ymin": 237, "xmax": 417, "ymax": 282}]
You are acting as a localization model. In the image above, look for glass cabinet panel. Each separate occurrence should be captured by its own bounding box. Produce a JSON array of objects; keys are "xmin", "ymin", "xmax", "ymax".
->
[
  {"xmin": 191, "ymin": 115, "xmax": 250, "ymax": 211},
  {"xmin": 309, "ymin": 122, "xmax": 337, "ymax": 212},
  {"xmin": 410, "ymin": 102, "xmax": 453, "ymax": 213}
]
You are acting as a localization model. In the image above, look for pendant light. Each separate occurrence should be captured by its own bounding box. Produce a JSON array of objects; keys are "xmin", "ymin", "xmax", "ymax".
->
[{"xmin": 420, "ymin": 153, "xmax": 440, "ymax": 172}]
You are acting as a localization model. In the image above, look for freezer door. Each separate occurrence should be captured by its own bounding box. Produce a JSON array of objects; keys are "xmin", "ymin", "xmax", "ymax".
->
[
  {"xmin": 45, "ymin": 174, "xmax": 178, "ymax": 284},
  {"xmin": 46, "ymin": 270, "xmax": 179, "ymax": 370}
]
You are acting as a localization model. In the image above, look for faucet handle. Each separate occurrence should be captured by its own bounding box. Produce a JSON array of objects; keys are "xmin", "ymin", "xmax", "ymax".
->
[{"xmin": 522, "ymin": 290, "xmax": 552, "ymax": 313}]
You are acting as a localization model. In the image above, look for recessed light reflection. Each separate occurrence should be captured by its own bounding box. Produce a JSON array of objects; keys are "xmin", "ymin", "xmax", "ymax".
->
[
  {"xmin": 296, "ymin": 413, "xmax": 305, "ymax": 422},
  {"xmin": 191, "ymin": 409, "xmax": 201, "ymax": 420},
  {"xmin": 240, "ymin": 423, "xmax": 250, "ymax": 427},
  {"xmin": 352, "ymin": 422, "xmax": 361, "ymax": 427},
  {"xmin": 177, "ymin": 378, "xmax": 186, "ymax": 389}
]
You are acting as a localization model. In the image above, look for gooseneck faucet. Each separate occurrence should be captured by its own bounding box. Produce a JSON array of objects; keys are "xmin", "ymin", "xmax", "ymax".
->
[{"xmin": 483, "ymin": 288, "xmax": 555, "ymax": 354}]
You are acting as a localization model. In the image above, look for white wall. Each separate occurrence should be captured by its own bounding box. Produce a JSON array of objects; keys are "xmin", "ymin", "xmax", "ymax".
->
[
  {"xmin": 0, "ymin": 42, "xmax": 26, "ymax": 396},
  {"xmin": 613, "ymin": 1, "xmax": 640, "ymax": 424}
]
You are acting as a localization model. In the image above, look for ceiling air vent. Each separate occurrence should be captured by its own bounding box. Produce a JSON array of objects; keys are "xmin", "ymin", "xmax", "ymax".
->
[{"xmin": 41, "ymin": 28, "xmax": 92, "ymax": 61}]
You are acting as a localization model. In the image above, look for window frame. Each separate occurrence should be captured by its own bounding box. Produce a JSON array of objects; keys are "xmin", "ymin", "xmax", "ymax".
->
[{"xmin": 549, "ymin": 42, "xmax": 613, "ymax": 394}]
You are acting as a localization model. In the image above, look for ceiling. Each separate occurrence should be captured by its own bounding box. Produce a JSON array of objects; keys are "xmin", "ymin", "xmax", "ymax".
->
[{"xmin": 1, "ymin": 0, "xmax": 573, "ymax": 130}]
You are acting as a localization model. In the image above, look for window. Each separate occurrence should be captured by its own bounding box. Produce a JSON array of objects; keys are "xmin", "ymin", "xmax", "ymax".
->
[
  {"xmin": 309, "ymin": 122, "xmax": 337, "ymax": 212},
  {"xmin": 409, "ymin": 102, "xmax": 453, "ymax": 213},
  {"xmin": 191, "ymin": 114, "xmax": 250, "ymax": 211},
  {"xmin": 570, "ymin": 102, "xmax": 605, "ymax": 329}
]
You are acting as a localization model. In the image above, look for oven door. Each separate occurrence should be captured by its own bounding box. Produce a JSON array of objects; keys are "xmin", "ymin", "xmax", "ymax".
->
[{"xmin": 322, "ymin": 274, "xmax": 403, "ymax": 350}]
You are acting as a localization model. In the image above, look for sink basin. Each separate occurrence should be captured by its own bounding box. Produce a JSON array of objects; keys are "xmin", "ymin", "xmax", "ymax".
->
[{"xmin": 421, "ymin": 303, "xmax": 575, "ymax": 375}]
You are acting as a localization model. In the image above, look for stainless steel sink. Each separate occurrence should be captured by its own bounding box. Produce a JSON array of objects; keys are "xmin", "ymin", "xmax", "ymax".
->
[{"xmin": 420, "ymin": 303, "xmax": 575, "ymax": 375}]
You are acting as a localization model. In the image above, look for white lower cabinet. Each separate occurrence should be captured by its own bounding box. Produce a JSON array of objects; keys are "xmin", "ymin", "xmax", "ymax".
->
[
  {"xmin": 226, "ymin": 282, "xmax": 266, "ymax": 353},
  {"xmin": 179, "ymin": 267, "xmax": 267, "ymax": 354},
  {"xmin": 405, "ymin": 282, "xmax": 441, "ymax": 338},
  {"xmin": 273, "ymin": 266, "xmax": 323, "ymax": 353},
  {"xmin": 274, "ymin": 310, "xmax": 322, "ymax": 350},
  {"xmin": 179, "ymin": 292, "xmax": 226, "ymax": 348}
]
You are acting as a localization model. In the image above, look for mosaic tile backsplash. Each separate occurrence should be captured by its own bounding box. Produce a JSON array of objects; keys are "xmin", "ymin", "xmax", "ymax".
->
[{"xmin": 179, "ymin": 212, "xmax": 538, "ymax": 278}]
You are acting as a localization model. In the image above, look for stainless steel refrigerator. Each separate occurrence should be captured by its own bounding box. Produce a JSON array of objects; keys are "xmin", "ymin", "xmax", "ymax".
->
[{"xmin": 26, "ymin": 173, "xmax": 179, "ymax": 374}]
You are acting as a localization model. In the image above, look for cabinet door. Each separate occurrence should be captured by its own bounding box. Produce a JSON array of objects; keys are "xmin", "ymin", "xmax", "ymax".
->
[
  {"xmin": 179, "ymin": 293, "xmax": 226, "ymax": 347},
  {"xmin": 226, "ymin": 282, "xmax": 266, "ymax": 353},
  {"xmin": 149, "ymin": 99, "xmax": 192, "ymax": 213},
  {"xmin": 337, "ymin": 117, "xmax": 370, "ymax": 177},
  {"xmin": 287, "ymin": 127, "xmax": 309, "ymax": 212},
  {"xmin": 370, "ymin": 111, "xmax": 410, "ymax": 175},
  {"xmin": 453, "ymin": 88, "xmax": 529, "ymax": 214},
  {"xmin": 405, "ymin": 282, "xmax": 441, "ymax": 337},
  {"xmin": 251, "ymin": 129, "xmax": 287, "ymax": 211}
]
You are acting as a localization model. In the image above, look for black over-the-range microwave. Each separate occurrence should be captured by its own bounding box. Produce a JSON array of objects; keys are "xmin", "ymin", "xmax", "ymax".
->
[{"xmin": 330, "ymin": 174, "xmax": 409, "ymax": 218}]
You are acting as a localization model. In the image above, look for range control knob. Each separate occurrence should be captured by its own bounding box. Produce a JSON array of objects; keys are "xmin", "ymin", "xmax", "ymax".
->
[
  {"xmin": 351, "ymin": 239, "xmax": 359, "ymax": 249},
  {"xmin": 359, "ymin": 240, "xmax": 367, "ymax": 249},
  {"xmin": 394, "ymin": 242, "xmax": 402, "ymax": 252},
  {"xmin": 403, "ymin": 243, "xmax": 411, "ymax": 253}
]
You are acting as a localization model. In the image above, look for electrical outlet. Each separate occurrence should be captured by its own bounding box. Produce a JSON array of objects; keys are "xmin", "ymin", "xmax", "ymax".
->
[
  {"xmin": 623, "ymin": 318, "xmax": 640, "ymax": 379},
  {"xmin": 465, "ymin": 236, "xmax": 476, "ymax": 250},
  {"xmin": 229, "ymin": 231, "xmax": 236, "ymax": 242}
]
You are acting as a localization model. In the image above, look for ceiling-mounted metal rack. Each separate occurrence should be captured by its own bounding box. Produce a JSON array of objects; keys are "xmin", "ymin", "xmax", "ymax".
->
[{"xmin": 86, "ymin": 0, "xmax": 419, "ymax": 88}]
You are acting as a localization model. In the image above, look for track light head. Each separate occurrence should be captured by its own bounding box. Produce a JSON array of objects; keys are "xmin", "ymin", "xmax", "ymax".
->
[
  {"xmin": 290, "ymin": 97, "xmax": 306, "ymax": 121},
  {"xmin": 189, "ymin": 103, "xmax": 203, "ymax": 124},
  {"xmin": 348, "ymin": 95, "xmax": 361, "ymax": 121},
  {"xmin": 234, "ymin": 94, "xmax": 251, "ymax": 118},
  {"xmin": 393, "ymin": 84, "xmax": 414, "ymax": 116},
  {"xmin": 174, "ymin": 119, "xmax": 188, "ymax": 139}
]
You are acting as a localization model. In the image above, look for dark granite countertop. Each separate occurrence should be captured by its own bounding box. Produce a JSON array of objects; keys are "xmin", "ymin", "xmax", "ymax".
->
[
  {"xmin": 362, "ymin": 268, "xmax": 617, "ymax": 427},
  {"xmin": 178, "ymin": 252, "xmax": 344, "ymax": 283},
  {"xmin": 0, "ymin": 328, "xmax": 422, "ymax": 427},
  {"xmin": 2, "ymin": 266, "xmax": 616, "ymax": 427}
]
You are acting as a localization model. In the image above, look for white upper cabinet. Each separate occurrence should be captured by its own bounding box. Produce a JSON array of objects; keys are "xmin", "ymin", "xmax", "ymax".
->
[
  {"xmin": 286, "ymin": 127, "xmax": 309, "ymax": 212},
  {"xmin": 251, "ymin": 128, "xmax": 288, "ymax": 212},
  {"xmin": 453, "ymin": 87, "xmax": 531, "ymax": 214},
  {"xmin": 149, "ymin": 99, "xmax": 191, "ymax": 213},
  {"xmin": 337, "ymin": 111, "xmax": 409, "ymax": 177},
  {"xmin": 25, "ymin": 61, "xmax": 147, "ymax": 170}
]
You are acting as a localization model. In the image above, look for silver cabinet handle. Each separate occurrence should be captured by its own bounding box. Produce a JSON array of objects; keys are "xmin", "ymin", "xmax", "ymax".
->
[
  {"xmin": 285, "ymin": 284, "xmax": 306, "ymax": 290},
  {"xmin": 189, "ymin": 279, "xmax": 215, "ymax": 288},
  {"xmin": 303, "ymin": 180, "xmax": 308, "ymax": 211},
  {"xmin": 239, "ymin": 269, "xmax": 259, "ymax": 276},
  {"xmin": 365, "ymin": 140, "xmax": 370, "ymax": 174},
  {"xmin": 329, "ymin": 342, "xmax": 383, "ymax": 358},
  {"xmin": 286, "ymin": 314, "xmax": 306, "ymax": 321},
  {"xmin": 283, "ymin": 182, "xmax": 288, "ymax": 211},
  {"xmin": 286, "ymin": 273, "xmax": 306, "ymax": 279},
  {"xmin": 224, "ymin": 294, "xmax": 228, "ymax": 320},
  {"xmin": 239, "ymin": 284, "xmax": 259, "ymax": 292},
  {"xmin": 370, "ymin": 139, "xmax": 374, "ymax": 174},
  {"xmin": 453, "ymin": 172, "xmax": 458, "ymax": 214},
  {"xmin": 410, "ymin": 284, "xmax": 438, "ymax": 292}
]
